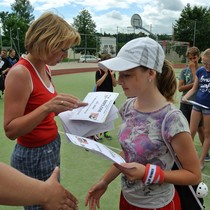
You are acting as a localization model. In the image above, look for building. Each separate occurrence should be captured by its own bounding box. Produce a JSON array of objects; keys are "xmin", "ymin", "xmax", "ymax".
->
[{"xmin": 99, "ymin": 37, "xmax": 116, "ymax": 57}]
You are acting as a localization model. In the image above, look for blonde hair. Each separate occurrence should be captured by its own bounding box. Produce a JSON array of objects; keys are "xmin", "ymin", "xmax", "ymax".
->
[
  {"xmin": 201, "ymin": 48, "xmax": 210, "ymax": 58},
  {"xmin": 25, "ymin": 12, "xmax": 80, "ymax": 60}
]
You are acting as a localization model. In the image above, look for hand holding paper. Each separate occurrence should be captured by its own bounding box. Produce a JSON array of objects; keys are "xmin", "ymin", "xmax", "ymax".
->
[
  {"xmin": 59, "ymin": 92, "xmax": 119, "ymax": 137},
  {"xmin": 69, "ymin": 91, "xmax": 119, "ymax": 123},
  {"xmin": 114, "ymin": 162, "xmax": 145, "ymax": 180}
]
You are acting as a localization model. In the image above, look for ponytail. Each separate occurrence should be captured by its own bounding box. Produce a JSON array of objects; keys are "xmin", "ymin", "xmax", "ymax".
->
[{"xmin": 156, "ymin": 59, "xmax": 177, "ymax": 102}]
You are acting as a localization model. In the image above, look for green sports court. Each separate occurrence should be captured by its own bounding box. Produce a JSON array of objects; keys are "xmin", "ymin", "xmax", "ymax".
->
[{"xmin": 0, "ymin": 65, "xmax": 209, "ymax": 210}]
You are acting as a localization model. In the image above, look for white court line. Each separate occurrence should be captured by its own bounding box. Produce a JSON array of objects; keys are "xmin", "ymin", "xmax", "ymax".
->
[
  {"xmin": 59, "ymin": 130, "xmax": 210, "ymax": 178},
  {"xmin": 202, "ymin": 173, "xmax": 210, "ymax": 179}
]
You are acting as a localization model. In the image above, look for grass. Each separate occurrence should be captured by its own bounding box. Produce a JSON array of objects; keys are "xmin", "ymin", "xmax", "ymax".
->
[{"xmin": 0, "ymin": 69, "xmax": 209, "ymax": 210}]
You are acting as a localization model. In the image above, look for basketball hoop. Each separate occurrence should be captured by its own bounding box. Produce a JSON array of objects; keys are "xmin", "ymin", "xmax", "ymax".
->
[{"xmin": 131, "ymin": 14, "xmax": 142, "ymax": 29}]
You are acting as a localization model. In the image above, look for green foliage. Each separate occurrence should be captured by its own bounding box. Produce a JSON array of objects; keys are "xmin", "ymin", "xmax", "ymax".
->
[
  {"xmin": 174, "ymin": 3, "xmax": 210, "ymax": 51},
  {"xmin": 73, "ymin": 9, "xmax": 96, "ymax": 34},
  {"xmin": 0, "ymin": 0, "xmax": 34, "ymax": 55},
  {"xmin": 73, "ymin": 9, "xmax": 99, "ymax": 55},
  {"xmin": 115, "ymin": 32, "xmax": 149, "ymax": 53},
  {"xmin": 158, "ymin": 34, "xmax": 172, "ymax": 41}
]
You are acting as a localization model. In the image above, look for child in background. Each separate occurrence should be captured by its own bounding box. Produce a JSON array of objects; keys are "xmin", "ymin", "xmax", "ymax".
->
[
  {"xmin": 183, "ymin": 48, "xmax": 210, "ymax": 170},
  {"xmin": 178, "ymin": 47, "xmax": 209, "ymax": 161},
  {"xmin": 95, "ymin": 54, "xmax": 117, "ymax": 140},
  {"xmin": 7, "ymin": 49, "xmax": 19, "ymax": 66}
]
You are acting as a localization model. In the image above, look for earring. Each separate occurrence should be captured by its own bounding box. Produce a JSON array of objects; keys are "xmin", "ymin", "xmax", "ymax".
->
[{"xmin": 148, "ymin": 78, "xmax": 152, "ymax": 83}]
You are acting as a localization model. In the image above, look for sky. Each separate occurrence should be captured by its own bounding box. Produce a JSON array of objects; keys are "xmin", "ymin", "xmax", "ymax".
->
[{"xmin": 0, "ymin": 0, "xmax": 210, "ymax": 35}]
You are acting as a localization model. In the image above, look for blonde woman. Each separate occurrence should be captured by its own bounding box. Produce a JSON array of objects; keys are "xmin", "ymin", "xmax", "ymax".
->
[{"xmin": 4, "ymin": 12, "xmax": 86, "ymax": 210}]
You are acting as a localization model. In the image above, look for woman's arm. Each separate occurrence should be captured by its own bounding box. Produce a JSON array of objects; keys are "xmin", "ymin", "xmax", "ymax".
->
[{"xmin": 4, "ymin": 65, "xmax": 86, "ymax": 140}]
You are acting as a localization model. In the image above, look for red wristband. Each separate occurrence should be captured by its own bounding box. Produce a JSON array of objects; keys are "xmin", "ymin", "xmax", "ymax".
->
[
  {"xmin": 142, "ymin": 164, "xmax": 164, "ymax": 185},
  {"xmin": 142, "ymin": 164, "xmax": 150, "ymax": 183}
]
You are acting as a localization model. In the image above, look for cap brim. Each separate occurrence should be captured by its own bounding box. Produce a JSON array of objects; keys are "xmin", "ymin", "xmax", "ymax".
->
[{"xmin": 98, "ymin": 57, "xmax": 139, "ymax": 71}]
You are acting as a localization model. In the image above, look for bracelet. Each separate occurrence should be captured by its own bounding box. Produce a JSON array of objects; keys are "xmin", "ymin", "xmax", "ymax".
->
[{"xmin": 142, "ymin": 164, "xmax": 164, "ymax": 185}]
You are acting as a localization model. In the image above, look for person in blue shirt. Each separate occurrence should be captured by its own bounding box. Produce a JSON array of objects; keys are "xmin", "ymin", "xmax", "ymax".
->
[
  {"xmin": 7, "ymin": 49, "xmax": 19, "ymax": 66},
  {"xmin": 183, "ymin": 48, "xmax": 210, "ymax": 170},
  {"xmin": 178, "ymin": 47, "xmax": 210, "ymax": 162}
]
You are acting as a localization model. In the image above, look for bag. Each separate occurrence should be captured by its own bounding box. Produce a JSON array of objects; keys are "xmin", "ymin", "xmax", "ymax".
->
[
  {"xmin": 172, "ymin": 163, "xmax": 204, "ymax": 210},
  {"xmin": 162, "ymin": 109, "xmax": 205, "ymax": 210}
]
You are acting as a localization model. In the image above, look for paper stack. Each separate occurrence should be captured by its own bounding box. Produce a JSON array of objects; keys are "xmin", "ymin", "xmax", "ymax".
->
[{"xmin": 58, "ymin": 92, "xmax": 119, "ymax": 137}]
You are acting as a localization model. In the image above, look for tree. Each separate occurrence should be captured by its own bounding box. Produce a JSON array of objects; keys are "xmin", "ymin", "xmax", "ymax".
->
[
  {"xmin": 0, "ymin": 0, "xmax": 34, "ymax": 55},
  {"xmin": 11, "ymin": 0, "xmax": 34, "ymax": 21},
  {"xmin": 174, "ymin": 4, "xmax": 210, "ymax": 51},
  {"xmin": 73, "ymin": 9, "xmax": 99, "ymax": 55}
]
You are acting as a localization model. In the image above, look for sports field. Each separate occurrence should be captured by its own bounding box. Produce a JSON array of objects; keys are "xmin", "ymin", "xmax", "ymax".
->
[{"xmin": 0, "ymin": 68, "xmax": 209, "ymax": 210}]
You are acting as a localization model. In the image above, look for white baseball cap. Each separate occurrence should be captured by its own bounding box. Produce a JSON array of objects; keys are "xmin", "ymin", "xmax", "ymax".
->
[{"xmin": 99, "ymin": 37, "xmax": 165, "ymax": 73}]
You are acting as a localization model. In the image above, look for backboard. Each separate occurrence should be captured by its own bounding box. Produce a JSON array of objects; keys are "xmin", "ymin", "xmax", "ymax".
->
[{"xmin": 131, "ymin": 14, "xmax": 142, "ymax": 29}]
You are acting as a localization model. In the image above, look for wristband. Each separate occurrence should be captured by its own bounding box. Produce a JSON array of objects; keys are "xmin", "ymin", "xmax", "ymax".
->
[{"xmin": 142, "ymin": 164, "xmax": 164, "ymax": 185}]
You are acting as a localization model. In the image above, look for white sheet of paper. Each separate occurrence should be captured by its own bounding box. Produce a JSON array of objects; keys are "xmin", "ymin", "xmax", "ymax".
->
[
  {"xmin": 84, "ymin": 121, "xmax": 115, "ymax": 137},
  {"xmin": 70, "ymin": 92, "xmax": 119, "ymax": 123},
  {"xmin": 65, "ymin": 133, "xmax": 125, "ymax": 164}
]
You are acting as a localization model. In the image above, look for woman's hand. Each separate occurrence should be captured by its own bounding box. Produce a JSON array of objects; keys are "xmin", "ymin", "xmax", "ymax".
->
[
  {"xmin": 85, "ymin": 180, "xmax": 108, "ymax": 210},
  {"xmin": 44, "ymin": 93, "xmax": 88, "ymax": 115}
]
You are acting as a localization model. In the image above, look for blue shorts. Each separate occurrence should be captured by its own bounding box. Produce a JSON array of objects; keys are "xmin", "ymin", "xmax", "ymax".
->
[
  {"xmin": 11, "ymin": 134, "xmax": 61, "ymax": 210},
  {"xmin": 193, "ymin": 105, "xmax": 210, "ymax": 115}
]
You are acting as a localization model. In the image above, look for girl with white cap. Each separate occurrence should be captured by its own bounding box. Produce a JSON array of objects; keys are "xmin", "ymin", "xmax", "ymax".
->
[{"xmin": 85, "ymin": 37, "xmax": 201, "ymax": 210}]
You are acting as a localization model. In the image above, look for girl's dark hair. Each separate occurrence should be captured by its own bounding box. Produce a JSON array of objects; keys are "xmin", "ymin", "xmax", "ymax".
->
[{"xmin": 156, "ymin": 59, "xmax": 177, "ymax": 102}]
